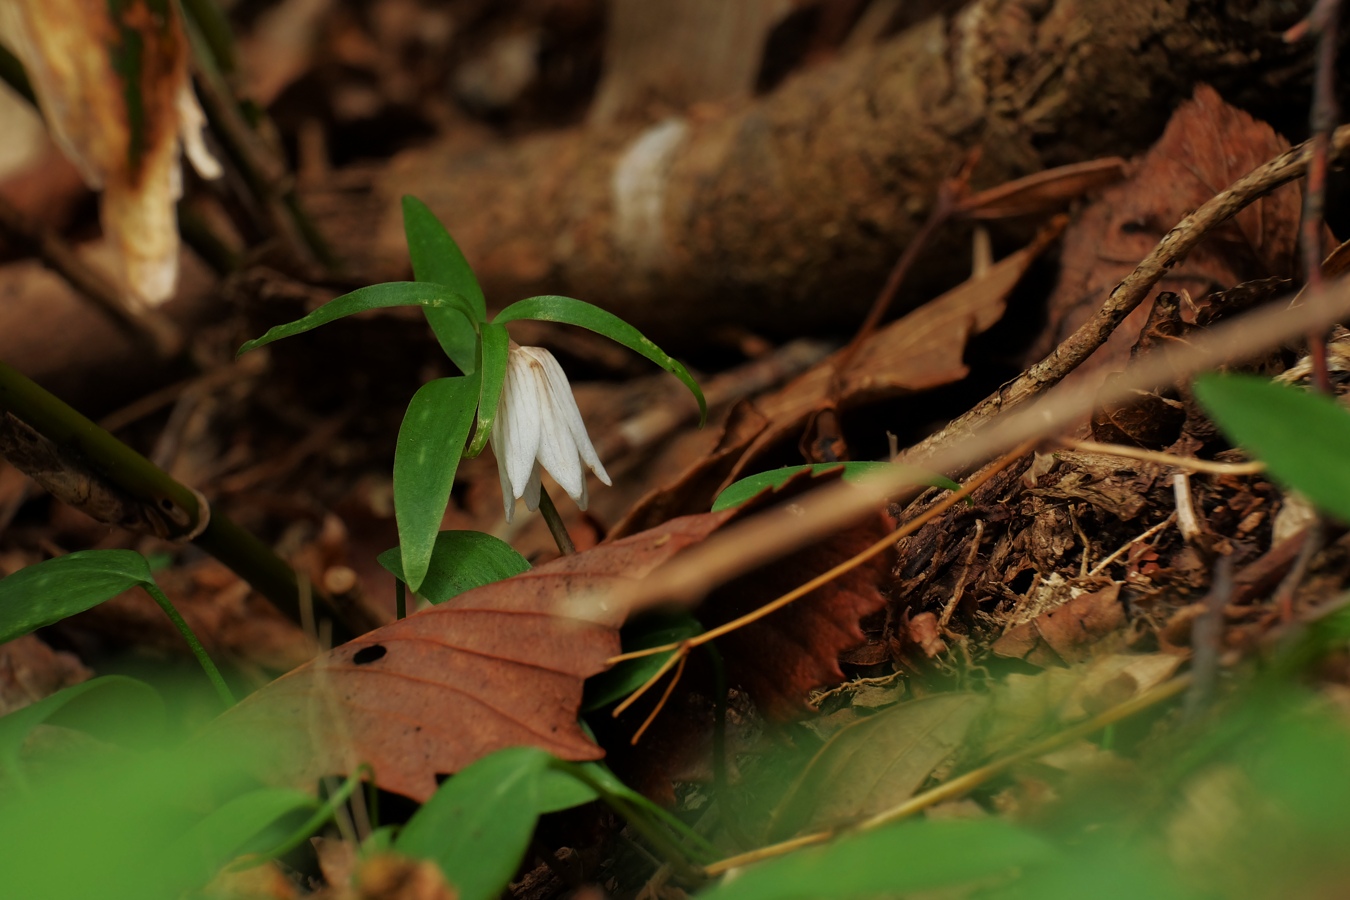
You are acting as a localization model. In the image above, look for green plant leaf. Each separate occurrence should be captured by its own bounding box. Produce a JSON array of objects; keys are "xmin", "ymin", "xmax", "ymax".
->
[
  {"xmin": 377, "ymin": 530, "xmax": 530, "ymax": 604},
  {"xmin": 0, "ymin": 550, "xmax": 231, "ymax": 705},
  {"xmin": 1194, "ymin": 373, "xmax": 1350, "ymax": 522},
  {"xmin": 695, "ymin": 819, "xmax": 1055, "ymax": 900},
  {"xmin": 711, "ymin": 463, "xmax": 961, "ymax": 512},
  {"xmin": 583, "ymin": 613, "xmax": 703, "ymax": 711},
  {"xmin": 0, "ymin": 549, "xmax": 153, "ymax": 644},
  {"xmin": 536, "ymin": 765, "xmax": 600, "ymax": 813},
  {"xmin": 0, "ymin": 726, "xmax": 283, "ymax": 900},
  {"xmin": 175, "ymin": 788, "xmax": 318, "ymax": 879},
  {"xmin": 403, "ymin": 196, "xmax": 488, "ymax": 322},
  {"xmin": 467, "ymin": 322, "xmax": 510, "ymax": 456},
  {"xmin": 404, "ymin": 196, "xmax": 488, "ymax": 374},
  {"xmin": 395, "ymin": 746, "xmax": 550, "ymax": 900},
  {"xmin": 0, "ymin": 676, "xmax": 164, "ymax": 767},
  {"xmin": 236, "ymin": 283, "xmax": 480, "ymax": 357},
  {"xmin": 494, "ymin": 295, "xmax": 706, "ymax": 424},
  {"xmin": 394, "ymin": 377, "xmax": 483, "ymax": 593}
]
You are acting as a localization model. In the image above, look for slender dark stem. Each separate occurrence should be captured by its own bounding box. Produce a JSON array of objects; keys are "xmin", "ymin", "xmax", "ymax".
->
[
  {"xmin": 1290, "ymin": 0, "xmax": 1343, "ymax": 393},
  {"xmin": 0, "ymin": 358, "xmax": 376, "ymax": 642},
  {"xmin": 141, "ymin": 582, "xmax": 236, "ymax": 707},
  {"xmin": 180, "ymin": 0, "xmax": 238, "ymax": 74},
  {"xmin": 395, "ymin": 579, "xmax": 407, "ymax": 620},
  {"xmin": 537, "ymin": 485, "xmax": 577, "ymax": 555},
  {"xmin": 548, "ymin": 760, "xmax": 708, "ymax": 877}
]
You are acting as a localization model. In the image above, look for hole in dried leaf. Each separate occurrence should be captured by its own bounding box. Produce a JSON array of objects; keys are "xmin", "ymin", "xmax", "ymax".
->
[{"xmin": 353, "ymin": 645, "xmax": 388, "ymax": 665}]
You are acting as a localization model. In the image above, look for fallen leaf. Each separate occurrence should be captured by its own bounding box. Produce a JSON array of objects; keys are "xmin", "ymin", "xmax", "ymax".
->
[
  {"xmin": 992, "ymin": 583, "xmax": 1125, "ymax": 666},
  {"xmin": 978, "ymin": 653, "xmax": 1183, "ymax": 759},
  {"xmin": 202, "ymin": 513, "xmax": 731, "ymax": 802},
  {"xmin": 958, "ymin": 157, "xmax": 1127, "ymax": 219},
  {"xmin": 1034, "ymin": 84, "xmax": 1298, "ymax": 388},
  {"xmin": 700, "ymin": 469, "xmax": 893, "ymax": 720},
  {"xmin": 768, "ymin": 693, "xmax": 989, "ymax": 840}
]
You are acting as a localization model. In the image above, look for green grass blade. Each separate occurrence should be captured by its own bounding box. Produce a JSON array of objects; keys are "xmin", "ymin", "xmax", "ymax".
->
[
  {"xmin": 175, "ymin": 788, "xmax": 318, "ymax": 880},
  {"xmin": 494, "ymin": 295, "xmax": 706, "ymax": 424},
  {"xmin": 711, "ymin": 463, "xmax": 961, "ymax": 512},
  {"xmin": 1194, "ymin": 373, "xmax": 1350, "ymax": 522}
]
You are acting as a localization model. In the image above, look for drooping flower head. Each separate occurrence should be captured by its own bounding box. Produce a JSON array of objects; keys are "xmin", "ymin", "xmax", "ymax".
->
[{"xmin": 491, "ymin": 344, "xmax": 611, "ymax": 523}]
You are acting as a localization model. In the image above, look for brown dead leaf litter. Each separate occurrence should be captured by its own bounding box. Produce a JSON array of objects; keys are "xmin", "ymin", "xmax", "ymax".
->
[{"xmin": 0, "ymin": 3, "xmax": 1348, "ymax": 895}]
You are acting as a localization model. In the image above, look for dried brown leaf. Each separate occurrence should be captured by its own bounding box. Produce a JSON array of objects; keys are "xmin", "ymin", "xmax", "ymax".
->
[
  {"xmin": 1036, "ymin": 84, "xmax": 1298, "ymax": 387},
  {"xmin": 993, "ymin": 583, "xmax": 1125, "ymax": 666},
  {"xmin": 203, "ymin": 514, "xmax": 730, "ymax": 802},
  {"xmin": 0, "ymin": 0, "xmax": 220, "ymax": 307},
  {"xmin": 768, "ymin": 693, "xmax": 989, "ymax": 840},
  {"xmin": 959, "ymin": 157, "xmax": 1127, "ymax": 220}
]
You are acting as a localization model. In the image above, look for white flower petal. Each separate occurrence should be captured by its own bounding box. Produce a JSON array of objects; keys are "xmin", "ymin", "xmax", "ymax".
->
[
  {"xmin": 523, "ymin": 463, "xmax": 543, "ymax": 513},
  {"xmin": 495, "ymin": 443, "xmax": 518, "ymax": 523},
  {"xmin": 533, "ymin": 348, "xmax": 612, "ymax": 486},
  {"xmin": 502, "ymin": 350, "xmax": 543, "ymax": 497},
  {"xmin": 530, "ymin": 382, "xmax": 586, "ymax": 503},
  {"xmin": 491, "ymin": 343, "xmax": 612, "ymax": 519}
]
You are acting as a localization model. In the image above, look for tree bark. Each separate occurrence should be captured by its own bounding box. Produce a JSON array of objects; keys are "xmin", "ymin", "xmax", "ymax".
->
[{"xmin": 320, "ymin": 0, "xmax": 1305, "ymax": 342}]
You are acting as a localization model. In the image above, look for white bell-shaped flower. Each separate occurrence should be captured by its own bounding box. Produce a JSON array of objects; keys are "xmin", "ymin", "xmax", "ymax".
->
[{"xmin": 491, "ymin": 344, "xmax": 611, "ymax": 523}]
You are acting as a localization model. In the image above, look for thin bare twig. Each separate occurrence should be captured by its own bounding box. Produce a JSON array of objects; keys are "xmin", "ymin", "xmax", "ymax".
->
[
  {"xmin": 1061, "ymin": 439, "xmax": 1266, "ymax": 476},
  {"xmin": 596, "ymin": 338, "xmax": 832, "ymax": 461},
  {"xmin": 1173, "ymin": 473, "xmax": 1204, "ymax": 544},
  {"xmin": 1088, "ymin": 512, "xmax": 1176, "ymax": 577},
  {"xmin": 1183, "ymin": 554, "xmax": 1236, "ymax": 721},
  {"xmin": 704, "ymin": 674, "xmax": 1193, "ymax": 876},
  {"xmin": 1273, "ymin": 518, "xmax": 1324, "ymax": 622},
  {"xmin": 0, "ymin": 195, "xmax": 181, "ymax": 356},
  {"xmin": 1287, "ymin": 0, "xmax": 1343, "ymax": 392},
  {"xmin": 899, "ymin": 124, "xmax": 1350, "ymax": 468}
]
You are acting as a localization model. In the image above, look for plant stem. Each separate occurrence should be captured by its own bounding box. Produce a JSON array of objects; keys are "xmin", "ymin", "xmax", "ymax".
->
[
  {"xmin": 0, "ymin": 358, "xmax": 378, "ymax": 642},
  {"xmin": 140, "ymin": 583, "xmax": 236, "ymax": 707},
  {"xmin": 395, "ymin": 580, "xmax": 407, "ymax": 620},
  {"xmin": 537, "ymin": 485, "xmax": 577, "ymax": 555}
]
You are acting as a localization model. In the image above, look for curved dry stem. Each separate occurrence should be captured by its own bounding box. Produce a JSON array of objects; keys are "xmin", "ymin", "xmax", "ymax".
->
[
  {"xmin": 1060, "ymin": 438, "xmax": 1266, "ymax": 475},
  {"xmin": 605, "ymin": 443, "xmax": 1032, "ymax": 669},
  {"xmin": 631, "ymin": 652, "xmax": 688, "ymax": 745},
  {"xmin": 703, "ymin": 674, "xmax": 1193, "ymax": 877},
  {"xmin": 900, "ymin": 124, "xmax": 1350, "ymax": 467}
]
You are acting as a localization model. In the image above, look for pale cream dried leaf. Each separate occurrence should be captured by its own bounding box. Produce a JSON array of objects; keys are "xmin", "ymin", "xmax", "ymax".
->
[{"xmin": 0, "ymin": 0, "xmax": 220, "ymax": 309}]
